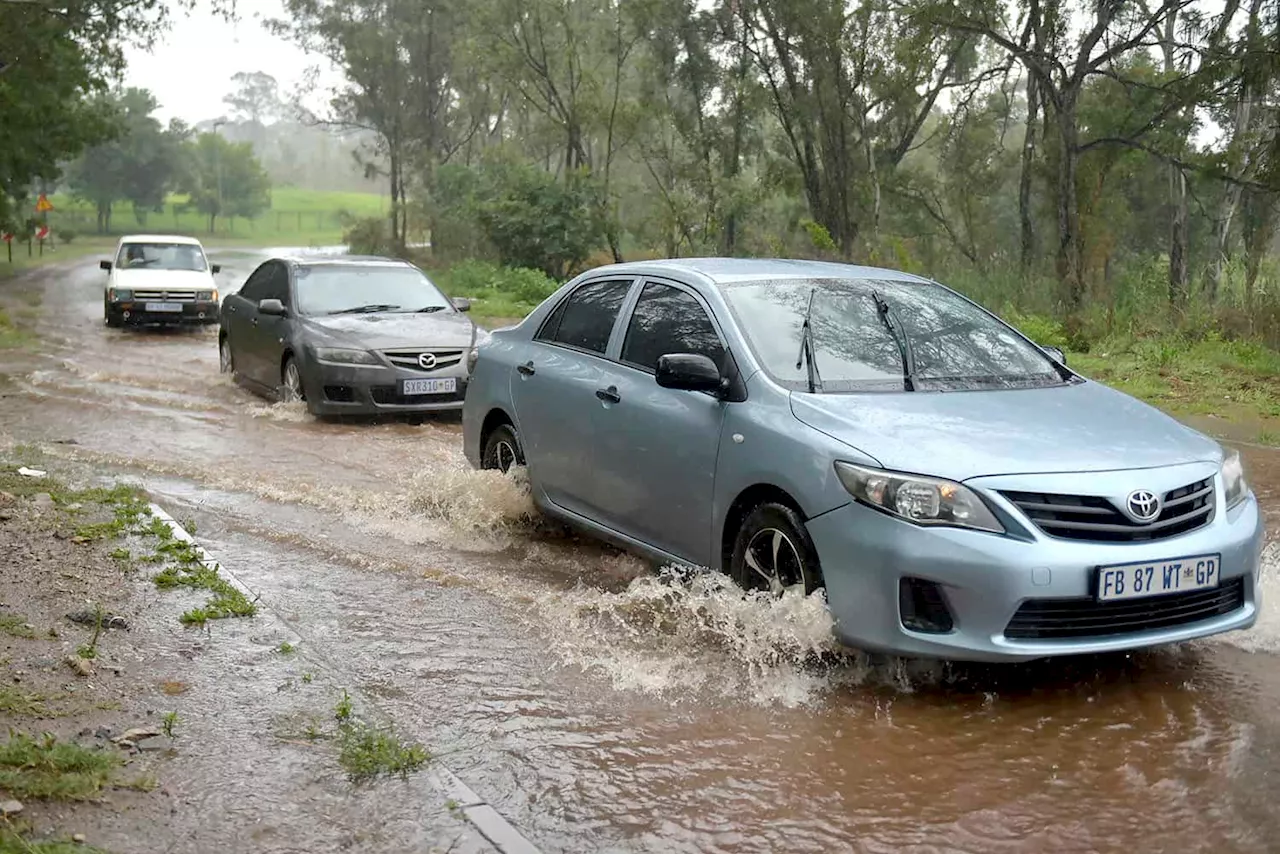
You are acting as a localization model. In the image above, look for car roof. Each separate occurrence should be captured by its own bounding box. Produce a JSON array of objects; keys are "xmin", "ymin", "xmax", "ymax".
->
[
  {"xmin": 276, "ymin": 254, "xmax": 413, "ymax": 269},
  {"xmin": 579, "ymin": 257, "xmax": 932, "ymax": 286},
  {"xmin": 117, "ymin": 235, "xmax": 205, "ymax": 246}
]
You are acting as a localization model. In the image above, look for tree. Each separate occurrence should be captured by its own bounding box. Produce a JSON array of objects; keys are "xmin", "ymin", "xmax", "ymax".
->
[
  {"xmin": 65, "ymin": 88, "xmax": 187, "ymax": 232},
  {"xmin": 179, "ymin": 133, "xmax": 272, "ymax": 233},
  {"xmin": 224, "ymin": 71, "xmax": 284, "ymax": 124}
]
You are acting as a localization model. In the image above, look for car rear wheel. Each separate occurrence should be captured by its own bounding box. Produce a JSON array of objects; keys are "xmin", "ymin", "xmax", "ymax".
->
[
  {"xmin": 729, "ymin": 503, "xmax": 824, "ymax": 596},
  {"xmin": 481, "ymin": 423, "xmax": 524, "ymax": 474},
  {"xmin": 219, "ymin": 336, "xmax": 234, "ymax": 374}
]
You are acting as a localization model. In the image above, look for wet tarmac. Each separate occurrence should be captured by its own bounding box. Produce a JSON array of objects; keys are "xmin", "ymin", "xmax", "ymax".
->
[{"xmin": 1, "ymin": 250, "xmax": 1278, "ymax": 853}]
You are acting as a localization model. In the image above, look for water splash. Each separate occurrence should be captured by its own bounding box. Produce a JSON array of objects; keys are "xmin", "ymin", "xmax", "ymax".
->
[
  {"xmin": 1215, "ymin": 540, "xmax": 1280, "ymax": 654},
  {"xmin": 247, "ymin": 401, "xmax": 312, "ymax": 422}
]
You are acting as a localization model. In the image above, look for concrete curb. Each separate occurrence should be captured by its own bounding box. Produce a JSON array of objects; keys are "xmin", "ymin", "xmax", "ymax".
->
[{"xmin": 147, "ymin": 502, "xmax": 544, "ymax": 854}]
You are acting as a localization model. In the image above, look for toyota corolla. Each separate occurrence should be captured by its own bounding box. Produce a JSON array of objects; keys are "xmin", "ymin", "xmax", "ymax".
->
[
  {"xmin": 461, "ymin": 258, "xmax": 1264, "ymax": 662},
  {"xmin": 219, "ymin": 255, "xmax": 485, "ymax": 417}
]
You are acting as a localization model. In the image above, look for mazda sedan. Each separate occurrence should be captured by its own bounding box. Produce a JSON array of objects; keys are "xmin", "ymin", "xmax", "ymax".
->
[
  {"xmin": 219, "ymin": 255, "xmax": 484, "ymax": 416},
  {"xmin": 462, "ymin": 258, "xmax": 1264, "ymax": 662}
]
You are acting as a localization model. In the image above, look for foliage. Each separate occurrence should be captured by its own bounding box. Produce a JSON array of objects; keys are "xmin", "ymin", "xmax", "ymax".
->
[
  {"xmin": 0, "ymin": 732, "xmax": 120, "ymax": 800},
  {"xmin": 178, "ymin": 132, "xmax": 273, "ymax": 233},
  {"xmin": 342, "ymin": 215, "xmax": 396, "ymax": 256}
]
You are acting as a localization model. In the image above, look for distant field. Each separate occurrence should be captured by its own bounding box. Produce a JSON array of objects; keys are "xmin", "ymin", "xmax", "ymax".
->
[{"xmin": 39, "ymin": 188, "xmax": 388, "ymax": 246}]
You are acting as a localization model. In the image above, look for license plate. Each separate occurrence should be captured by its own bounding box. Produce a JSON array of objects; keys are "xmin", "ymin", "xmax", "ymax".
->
[
  {"xmin": 145, "ymin": 302, "xmax": 183, "ymax": 313},
  {"xmin": 1096, "ymin": 554, "xmax": 1220, "ymax": 602},
  {"xmin": 401, "ymin": 378, "xmax": 457, "ymax": 396}
]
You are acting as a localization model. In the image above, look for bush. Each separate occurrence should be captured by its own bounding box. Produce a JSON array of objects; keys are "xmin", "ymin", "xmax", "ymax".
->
[
  {"xmin": 57, "ymin": 228, "xmax": 76, "ymax": 244},
  {"xmin": 341, "ymin": 215, "xmax": 395, "ymax": 257},
  {"xmin": 1003, "ymin": 309, "xmax": 1070, "ymax": 349},
  {"xmin": 445, "ymin": 260, "xmax": 559, "ymax": 304}
]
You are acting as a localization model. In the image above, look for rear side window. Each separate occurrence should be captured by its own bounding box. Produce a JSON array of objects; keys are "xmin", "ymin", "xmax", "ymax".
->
[
  {"xmin": 263, "ymin": 263, "xmax": 291, "ymax": 305},
  {"xmin": 621, "ymin": 282, "xmax": 725, "ymax": 372},
  {"xmin": 537, "ymin": 279, "xmax": 632, "ymax": 354},
  {"xmin": 238, "ymin": 264, "xmax": 272, "ymax": 301}
]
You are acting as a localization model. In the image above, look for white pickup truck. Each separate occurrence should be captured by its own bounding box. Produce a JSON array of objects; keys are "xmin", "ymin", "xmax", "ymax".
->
[{"xmin": 101, "ymin": 234, "xmax": 222, "ymax": 327}]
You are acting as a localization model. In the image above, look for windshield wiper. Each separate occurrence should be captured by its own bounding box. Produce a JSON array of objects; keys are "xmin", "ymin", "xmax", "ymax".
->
[
  {"xmin": 871, "ymin": 289, "xmax": 916, "ymax": 392},
  {"xmin": 329, "ymin": 304, "xmax": 400, "ymax": 315},
  {"xmin": 794, "ymin": 287, "xmax": 823, "ymax": 394},
  {"xmin": 405, "ymin": 306, "xmax": 446, "ymax": 313}
]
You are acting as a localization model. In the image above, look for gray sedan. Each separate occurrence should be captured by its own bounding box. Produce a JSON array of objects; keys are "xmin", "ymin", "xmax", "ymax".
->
[
  {"xmin": 462, "ymin": 258, "xmax": 1263, "ymax": 662},
  {"xmin": 219, "ymin": 255, "xmax": 485, "ymax": 416}
]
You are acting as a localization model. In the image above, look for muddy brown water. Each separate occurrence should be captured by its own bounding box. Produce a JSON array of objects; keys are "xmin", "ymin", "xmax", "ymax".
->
[{"xmin": 2, "ymin": 252, "xmax": 1279, "ymax": 853}]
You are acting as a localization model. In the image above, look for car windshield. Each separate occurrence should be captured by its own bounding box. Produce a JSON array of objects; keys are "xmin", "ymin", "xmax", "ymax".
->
[
  {"xmin": 719, "ymin": 277, "xmax": 1065, "ymax": 392},
  {"xmin": 294, "ymin": 265, "xmax": 453, "ymax": 315},
  {"xmin": 116, "ymin": 242, "xmax": 208, "ymax": 272}
]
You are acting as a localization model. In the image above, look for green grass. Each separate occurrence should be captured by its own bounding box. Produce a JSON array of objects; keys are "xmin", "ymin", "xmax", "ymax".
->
[
  {"xmin": 337, "ymin": 722, "xmax": 429, "ymax": 783},
  {"xmin": 0, "ymin": 309, "xmax": 36, "ymax": 350},
  {"xmin": 0, "ymin": 732, "xmax": 119, "ymax": 800},
  {"xmin": 41, "ymin": 188, "xmax": 388, "ymax": 247},
  {"xmin": 1069, "ymin": 334, "xmax": 1280, "ymax": 424},
  {"xmin": 0, "ymin": 687, "xmax": 49, "ymax": 717},
  {"xmin": 0, "ymin": 825, "xmax": 111, "ymax": 854},
  {"xmin": 426, "ymin": 260, "xmax": 559, "ymax": 326},
  {"xmin": 0, "ymin": 615, "xmax": 36, "ymax": 640},
  {"xmin": 0, "ymin": 237, "xmax": 118, "ymax": 280}
]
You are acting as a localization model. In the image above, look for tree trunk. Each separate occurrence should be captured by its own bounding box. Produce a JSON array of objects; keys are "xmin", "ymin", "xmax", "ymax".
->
[
  {"xmin": 1019, "ymin": 72, "xmax": 1040, "ymax": 273},
  {"xmin": 1054, "ymin": 105, "xmax": 1085, "ymax": 314},
  {"xmin": 1163, "ymin": 11, "xmax": 1189, "ymax": 306}
]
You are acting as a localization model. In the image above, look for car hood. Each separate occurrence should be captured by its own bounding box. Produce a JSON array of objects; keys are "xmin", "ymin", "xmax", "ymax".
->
[
  {"xmin": 790, "ymin": 380, "xmax": 1222, "ymax": 481},
  {"xmin": 301, "ymin": 311, "xmax": 480, "ymax": 351},
  {"xmin": 112, "ymin": 269, "xmax": 214, "ymax": 291}
]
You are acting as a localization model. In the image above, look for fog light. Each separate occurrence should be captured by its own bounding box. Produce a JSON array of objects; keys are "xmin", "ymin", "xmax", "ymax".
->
[{"xmin": 899, "ymin": 578, "xmax": 955, "ymax": 633}]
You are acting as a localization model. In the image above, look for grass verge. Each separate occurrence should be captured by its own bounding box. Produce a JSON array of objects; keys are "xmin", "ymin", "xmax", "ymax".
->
[
  {"xmin": 331, "ymin": 691, "xmax": 428, "ymax": 783},
  {"xmin": 148, "ymin": 527, "xmax": 256, "ymax": 626},
  {"xmin": 0, "ymin": 733, "xmax": 119, "ymax": 800}
]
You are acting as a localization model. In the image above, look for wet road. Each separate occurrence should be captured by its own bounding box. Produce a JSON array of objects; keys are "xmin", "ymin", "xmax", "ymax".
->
[{"xmin": 2, "ymin": 250, "xmax": 1279, "ymax": 853}]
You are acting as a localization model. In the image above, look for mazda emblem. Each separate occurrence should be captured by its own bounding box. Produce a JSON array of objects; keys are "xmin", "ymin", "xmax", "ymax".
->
[
  {"xmin": 1125, "ymin": 489, "xmax": 1161, "ymax": 523},
  {"xmin": 417, "ymin": 352, "xmax": 437, "ymax": 370}
]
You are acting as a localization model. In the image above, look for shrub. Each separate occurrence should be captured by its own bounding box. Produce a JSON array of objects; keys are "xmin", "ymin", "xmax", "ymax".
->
[
  {"xmin": 341, "ymin": 215, "xmax": 395, "ymax": 257},
  {"xmin": 56, "ymin": 228, "xmax": 76, "ymax": 244},
  {"xmin": 1003, "ymin": 309, "xmax": 1070, "ymax": 349}
]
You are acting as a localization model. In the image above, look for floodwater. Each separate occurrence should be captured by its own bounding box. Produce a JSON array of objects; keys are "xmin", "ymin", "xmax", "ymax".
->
[{"xmin": 2, "ymin": 252, "xmax": 1279, "ymax": 853}]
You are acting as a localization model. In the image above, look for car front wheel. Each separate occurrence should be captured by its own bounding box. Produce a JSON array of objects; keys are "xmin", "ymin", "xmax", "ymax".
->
[
  {"xmin": 729, "ymin": 503, "xmax": 825, "ymax": 596},
  {"xmin": 481, "ymin": 423, "xmax": 524, "ymax": 473}
]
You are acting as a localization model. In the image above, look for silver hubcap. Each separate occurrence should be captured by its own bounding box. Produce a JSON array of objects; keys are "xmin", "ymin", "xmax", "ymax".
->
[
  {"xmin": 283, "ymin": 363, "xmax": 302, "ymax": 401},
  {"xmin": 493, "ymin": 439, "xmax": 518, "ymax": 473},
  {"xmin": 744, "ymin": 527, "xmax": 805, "ymax": 595}
]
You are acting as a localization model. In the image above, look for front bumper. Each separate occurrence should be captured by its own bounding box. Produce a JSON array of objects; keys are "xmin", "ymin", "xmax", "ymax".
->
[
  {"xmin": 113, "ymin": 300, "xmax": 219, "ymax": 325},
  {"xmin": 807, "ymin": 481, "xmax": 1265, "ymax": 663},
  {"xmin": 298, "ymin": 358, "xmax": 468, "ymax": 416}
]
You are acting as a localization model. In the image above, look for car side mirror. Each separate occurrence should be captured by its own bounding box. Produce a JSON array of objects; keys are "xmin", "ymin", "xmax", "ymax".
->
[
  {"xmin": 211, "ymin": 264, "xmax": 222, "ymax": 274},
  {"xmin": 1040, "ymin": 345, "xmax": 1066, "ymax": 366},
  {"xmin": 100, "ymin": 260, "xmax": 112, "ymax": 271},
  {"xmin": 451, "ymin": 297, "xmax": 472, "ymax": 313},
  {"xmin": 258, "ymin": 298, "xmax": 287, "ymax": 317},
  {"xmin": 656, "ymin": 353, "xmax": 724, "ymax": 394}
]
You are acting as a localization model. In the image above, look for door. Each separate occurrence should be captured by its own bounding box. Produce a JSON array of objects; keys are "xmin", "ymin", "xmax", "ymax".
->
[
  {"xmin": 224, "ymin": 262, "xmax": 271, "ymax": 383},
  {"xmin": 509, "ymin": 278, "xmax": 635, "ymax": 517},
  {"xmin": 591, "ymin": 280, "xmax": 729, "ymax": 565},
  {"xmin": 243, "ymin": 261, "xmax": 293, "ymax": 388}
]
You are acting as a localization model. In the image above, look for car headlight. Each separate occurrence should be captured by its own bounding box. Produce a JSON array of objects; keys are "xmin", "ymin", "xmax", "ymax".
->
[
  {"xmin": 1222, "ymin": 448, "xmax": 1248, "ymax": 509},
  {"xmin": 466, "ymin": 347, "xmax": 479, "ymax": 375},
  {"xmin": 834, "ymin": 461, "xmax": 1005, "ymax": 533},
  {"xmin": 313, "ymin": 347, "xmax": 379, "ymax": 366},
  {"xmin": 109, "ymin": 289, "xmax": 132, "ymax": 301},
  {"xmin": 197, "ymin": 290, "xmax": 216, "ymax": 301}
]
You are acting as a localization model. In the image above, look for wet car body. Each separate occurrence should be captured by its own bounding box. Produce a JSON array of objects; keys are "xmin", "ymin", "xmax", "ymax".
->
[
  {"xmin": 463, "ymin": 257, "xmax": 1265, "ymax": 662},
  {"xmin": 218, "ymin": 255, "xmax": 484, "ymax": 416},
  {"xmin": 101, "ymin": 234, "xmax": 221, "ymax": 327}
]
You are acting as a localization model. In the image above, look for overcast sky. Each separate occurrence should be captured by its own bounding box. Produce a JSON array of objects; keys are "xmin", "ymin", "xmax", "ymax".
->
[{"xmin": 122, "ymin": 1, "xmax": 341, "ymax": 125}]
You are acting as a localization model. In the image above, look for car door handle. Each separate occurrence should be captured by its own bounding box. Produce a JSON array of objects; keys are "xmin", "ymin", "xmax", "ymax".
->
[
  {"xmin": 517, "ymin": 361, "xmax": 535, "ymax": 376},
  {"xmin": 595, "ymin": 386, "xmax": 621, "ymax": 404}
]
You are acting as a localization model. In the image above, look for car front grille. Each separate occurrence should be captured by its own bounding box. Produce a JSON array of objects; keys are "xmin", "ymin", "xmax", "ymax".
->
[
  {"xmin": 1004, "ymin": 577, "xmax": 1246, "ymax": 640},
  {"xmin": 381, "ymin": 349, "xmax": 464, "ymax": 373},
  {"xmin": 1000, "ymin": 477, "xmax": 1215, "ymax": 543},
  {"xmin": 131, "ymin": 290, "xmax": 196, "ymax": 302},
  {"xmin": 370, "ymin": 385, "xmax": 465, "ymax": 406}
]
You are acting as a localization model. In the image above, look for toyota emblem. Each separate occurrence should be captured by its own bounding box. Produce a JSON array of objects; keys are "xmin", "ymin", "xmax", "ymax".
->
[
  {"xmin": 417, "ymin": 352, "xmax": 437, "ymax": 370},
  {"xmin": 1125, "ymin": 489, "xmax": 1161, "ymax": 523}
]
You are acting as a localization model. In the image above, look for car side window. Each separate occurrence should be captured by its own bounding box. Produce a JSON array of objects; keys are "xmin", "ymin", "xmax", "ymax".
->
[
  {"xmin": 239, "ymin": 265, "xmax": 271, "ymax": 302},
  {"xmin": 537, "ymin": 279, "xmax": 632, "ymax": 355},
  {"xmin": 262, "ymin": 263, "xmax": 291, "ymax": 306},
  {"xmin": 621, "ymin": 282, "xmax": 725, "ymax": 372}
]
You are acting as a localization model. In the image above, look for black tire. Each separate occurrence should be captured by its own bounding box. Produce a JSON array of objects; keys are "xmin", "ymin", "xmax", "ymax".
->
[
  {"xmin": 104, "ymin": 296, "xmax": 123, "ymax": 328},
  {"xmin": 219, "ymin": 334, "xmax": 234, "ymax": 374},
  {"xmin": 729, "ymin": 502, "xmax": 824, "ymax": 595},
  {"xmin": 481, "ymin": 423, "xmax": 524, "ymax": 473}
]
